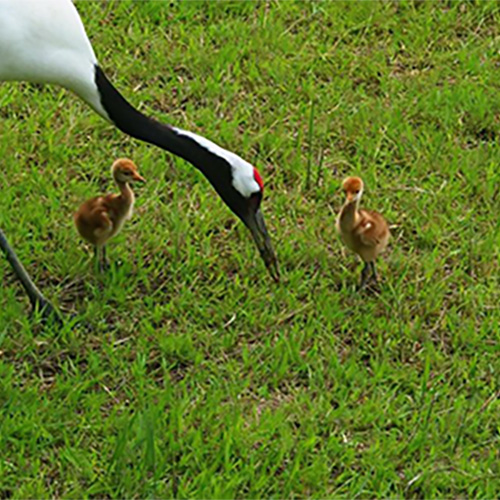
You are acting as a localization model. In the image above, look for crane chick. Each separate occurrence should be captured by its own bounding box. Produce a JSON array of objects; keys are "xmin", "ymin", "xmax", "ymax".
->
[
  {"xmin": 74, "ymin": 158, "xmax": 146, "ymax": 271},
  {"xmin": 336, "ymin": 176, "xmax": 390, "ymax": 289}
]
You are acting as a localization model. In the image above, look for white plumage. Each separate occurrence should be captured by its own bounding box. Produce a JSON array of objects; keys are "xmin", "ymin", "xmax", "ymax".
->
[
  {"xmin": 0, "ymin": 0, "xmax": 108, "ymax": 118},
  {"xmin": 173, "ymin": 127, "xmax": 261, "ymax": 198}
]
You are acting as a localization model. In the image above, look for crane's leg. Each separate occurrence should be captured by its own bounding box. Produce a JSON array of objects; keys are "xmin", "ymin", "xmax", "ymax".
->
[{"xmin": 0, "ymin": 227, "xmax": 60, "ymax": 322}]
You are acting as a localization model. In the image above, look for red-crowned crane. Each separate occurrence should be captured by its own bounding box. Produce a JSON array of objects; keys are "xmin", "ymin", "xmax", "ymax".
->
[{"xmin": 0, "ymin": 0, "xmax": 279, "ymax": 320}]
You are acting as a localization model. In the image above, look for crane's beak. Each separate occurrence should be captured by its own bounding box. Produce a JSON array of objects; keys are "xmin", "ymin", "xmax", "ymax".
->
[{"xmin": 246, "ymin": 209, "xmax": 280, "ymax": 282}]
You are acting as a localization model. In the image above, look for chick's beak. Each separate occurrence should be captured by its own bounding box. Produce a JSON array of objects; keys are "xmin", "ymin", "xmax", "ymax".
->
[
  {"xmin": 133, "ymin": 173, "xmax": 146, "ymax": 183},
  {"xmin": 347, "ymin": 191, "xmax": 361, "ymax": 202},
  {"xmin": 246, "ymin": 208, "xmax": 280, "ymax": 283}
]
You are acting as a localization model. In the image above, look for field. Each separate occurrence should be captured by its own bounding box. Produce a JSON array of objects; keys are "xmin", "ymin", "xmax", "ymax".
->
[{"xmin": 1, "ymin": 0, "xmax": 500, "ymax": 497}]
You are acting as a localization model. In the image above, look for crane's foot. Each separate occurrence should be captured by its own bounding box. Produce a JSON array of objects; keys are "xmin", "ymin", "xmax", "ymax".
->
[{"xmin": 30, "ymin": 297, "xmax": 63, "ymax": 327}]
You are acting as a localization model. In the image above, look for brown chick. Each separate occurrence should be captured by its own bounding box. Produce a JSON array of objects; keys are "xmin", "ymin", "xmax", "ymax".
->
[
  {"xmin": 336, "ymin": 176, "xmax": 390, "ymax": 288},
  {"xmin": 74, "ymin": 158, "xmax": 146, "ymax": 271}
]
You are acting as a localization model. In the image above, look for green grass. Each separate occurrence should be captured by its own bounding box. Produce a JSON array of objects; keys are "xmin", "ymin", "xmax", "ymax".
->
[{"xmin": 1, "ymin": 0, "xmax": 500, "ymax": 497}]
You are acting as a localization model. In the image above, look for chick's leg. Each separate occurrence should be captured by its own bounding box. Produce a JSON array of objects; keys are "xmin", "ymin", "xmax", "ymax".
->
[
  {"xmin": 359, "ymin": 262, "xmax": 371, "ymax": 289},
  {"xmin": 102, "ymin": 245, "xmax": 110, "ymax": 270},
  {"xmin": 370, "ymin": 261, "xmax": 377, "ymax": 283}
]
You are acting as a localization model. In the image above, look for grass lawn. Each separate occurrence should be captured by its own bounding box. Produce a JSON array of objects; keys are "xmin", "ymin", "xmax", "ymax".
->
[{"xmin": 1, "ymin": 0, "xmax": 500, "ymax": 497}]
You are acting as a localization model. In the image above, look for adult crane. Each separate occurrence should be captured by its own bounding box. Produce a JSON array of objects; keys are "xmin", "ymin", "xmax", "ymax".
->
[{"xmin": 0, "ymin": 0, "xmax": 279, "ymax": 320}]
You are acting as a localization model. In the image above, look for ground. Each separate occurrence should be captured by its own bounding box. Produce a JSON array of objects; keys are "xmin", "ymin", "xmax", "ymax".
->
[{"xmin": 1, "ymin": 1, "xmax": 500, "ymax": 497}]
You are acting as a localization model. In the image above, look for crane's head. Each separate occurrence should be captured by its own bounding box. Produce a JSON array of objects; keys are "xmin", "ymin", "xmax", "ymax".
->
[
  {"xmin": 231, "ymin": 165, "xmax": 280, "ymax": 283},
  {"xmin": 170, "ymin": 127, "xmax": 280, "ymax": 282},
  {"xmin": 342, "ymin": 176, "xmax": 364, "ymax": 202},
  {"xmin": 112, "ymin": 158, "xmax": 146, "ymax": 184}
]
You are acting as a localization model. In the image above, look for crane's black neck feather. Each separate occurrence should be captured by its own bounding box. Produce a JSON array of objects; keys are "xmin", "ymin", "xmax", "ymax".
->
[{"xmin": 94, "ymin": 65, "xmax": 246, "ymax": 220}]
